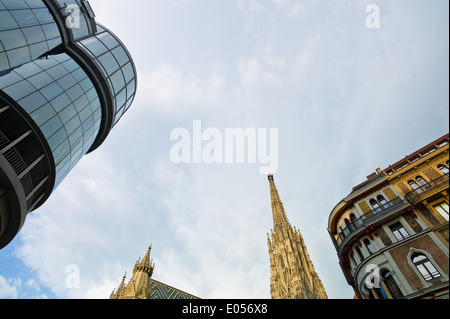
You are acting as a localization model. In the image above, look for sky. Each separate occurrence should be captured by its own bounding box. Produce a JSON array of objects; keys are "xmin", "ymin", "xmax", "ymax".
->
[{"xmin": 0, "ymin": 0, "xmax": 449, "ymax": 299}]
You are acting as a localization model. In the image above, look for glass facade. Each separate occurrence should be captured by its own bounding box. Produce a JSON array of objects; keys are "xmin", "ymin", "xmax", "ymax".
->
[
  {"xmin": 0, "ymin": 53, "xmax": 101, "ymax": 188},
  {"xmin": 0, "ymin": 0, "xmax": 136, "ymax": 249},
  {"xmin": 0, "ymin": 0, "xmax": 62, "ymax": 76},
  {"xmin": 54, "ymin": 0, "xmax": 95, "ymax": 40},
  {"xmin": 78, "ymin": 25, "xmax": 136, "ymax": 126}
]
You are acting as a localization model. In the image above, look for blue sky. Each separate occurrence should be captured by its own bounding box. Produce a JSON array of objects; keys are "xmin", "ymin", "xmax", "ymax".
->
[{"xmin": 1, "ymin": 0, "xmax": 449, "ymax": 299}]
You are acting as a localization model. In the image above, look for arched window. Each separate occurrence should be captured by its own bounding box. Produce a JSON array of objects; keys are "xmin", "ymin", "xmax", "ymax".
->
[
  {"xmin": 408, "ymin": 180, "xmax": 422, "ymax": 193},
  {"xmin": 438, "ymin": 164, "xmax": 449, "ymax": 176},
  {"xmin": 370, "ymin": 199, "xmax": 382, "ymax": 213},
  {"xmin": 377, "ymin": 195, "xmax": 389, "ymax": 209},
  {"xmin": 354, "ymin": 245, "xmax": 364, "ymax": 261},
  {"xmin": 364, "ymin": 238, "xmax": 376, "ymax": 255},
  {"xmin": 365, "ymin": 283, "xmax": 388, "ymax": 299},
  {"xmin": 381, "ymin": 269, "xmax": 404, "ymax": 299},
  {"xmin": 350, "ymin": 213, "xmax": 362, "ymax": 228},
  {"xmin": 415, "ymin": 176, "xmax": 429, "ymax": 189},
  {"xmin": 345, "ymin": 218, "xmax": 354, "ymax": 232},
  {"xmin": 412, "ymin": 253, "xmax": 441, "ymax": 281},
  {"xmin": 349, "ymin": 252, "xmax": 357, "ymax": 268}
]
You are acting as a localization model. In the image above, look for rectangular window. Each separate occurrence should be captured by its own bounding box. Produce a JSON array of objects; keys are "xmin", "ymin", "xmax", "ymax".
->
[
  {"xmin": 389, "ymin": 222, "xmax": 410, "ymax": 241},
  {"xmin": 434, "ymin": 202, "xmax": 449, "ymax": 221}
]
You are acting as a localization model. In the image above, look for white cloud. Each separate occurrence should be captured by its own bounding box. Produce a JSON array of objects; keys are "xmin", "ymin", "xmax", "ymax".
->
[
  {"xmin": 0, "ymin": 276, "xmax": 47, "ymax": 299},
  {"xmin": 0, "ymin": 276, "xmax": 18, "ymax": 299},
  {"xmin": 272, "ymin": 0, "xmax": 306, "ymax": 19},
  {"xmin": 135, "ymin": 63, "xmax": 226, "ymax": 115},
  {"xmin": 151, "ymin": 162, "xmax": 271, "ymax": 298},
  {"xmin": 238, "ymin": 45, "xmax": 285, "ymax": 89},
  {"xmin": 6, "ymin": 0, "xmax": 448, "ymax": 301}
]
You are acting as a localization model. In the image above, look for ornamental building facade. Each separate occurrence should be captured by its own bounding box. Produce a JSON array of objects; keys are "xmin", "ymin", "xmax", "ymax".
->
[{"xmin": 328, "ymin": 134, "xmax": 449, "ymax": 299}]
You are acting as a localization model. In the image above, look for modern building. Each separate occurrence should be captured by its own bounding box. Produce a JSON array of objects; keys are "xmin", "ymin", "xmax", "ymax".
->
[
  {"xmin": 110, "ymin": 246, "xmax": 200, "ymax": 299},
  {"xmin": 0, "ymin": 0, "xmax": 137, "ymax": 249},
  {"xmin": 328, "ymin": 134, "xmax": 449, "ymax": 299},
  {"xmin": 267, "ymin": 174, "xmax": 328, "ymax": 299}
]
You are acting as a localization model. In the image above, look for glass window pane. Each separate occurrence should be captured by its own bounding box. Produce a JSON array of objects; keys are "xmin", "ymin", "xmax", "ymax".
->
[
  {"xmin": 109, "ymin": 70, "xmax": 125, "ymax": 93},
  {"xmin": 390, "ymin": 222, "xmax": 409, "ymax": 241},
  {"xmin": 97, "ymin": 32, "xmax": 119, "ymax": 49},
  {"xmin": 48, "ymin": 127, "xmax": 68, "ymax": 150},
  {"xmin": 399, "ymin": 228, "xmax": 410, "ymax": 239},
  {"xmin": 22, "ymin": 25, "xmax": 46, "ymax": 44},
  {"xmin": 46, "ymin": 64, "xmax": 67, "ymax": 80},
  {"xmin": 98, "ymin": 51, "xmax": 119, "ymax": 75},
  {"xmin": 1, "ymin": 0, "xmax": 28, "ymax": 10},
  {"xmin": 0, "ymin": 29, "xmax": 27, "ymax": 50},
  {"xmin": 0, "ymin": 52, "xmax": 8, "ymax": 72},
  {"xmin": 47, "ymin": 38, "xmax": 62, "ymax": 50},
  {"xmin": 416, "ymin": 264, "xmax": 430, "ymax": 280},
  {"xmin": 80, "ymin": 37, "xmax": 107, "ymax": 56},
  {"xmin": 2, "ymin": 79, "xmax": 35, "ymax": 100},
  {"xmin": 30, "ymin": 102, "xmax": 56, "ymax": 126},
  {"xmin": 28, "ymin": 42, "xmax": 48, "ymax": 59},
  {"xmin": 40, "ymin": 81, "xmax": 64, "ymax": 100},
  {"xmin": 41, "ymin": 23, "xmax": 60, "ymax": 40},
  {"xmin": 40, "ymin": 114, "xmax": 63, "ymax": 138},
  {"xmin": 18, "ymin": 90, "xmax": 47, "ymax": 113},
  {"xmin": 7, "ymin": 47, "xmax": 31, "ymax": 68},
  {"xmin": 0, "ymin": 70, "xmax": 22, "ymax": 87},
  {"xmin": 57, "ymin": 74, "xmax": 77, "ymax": 90},
  {"xmin": 59, "ymin": 104, "xmax": 77, "ymax": 124},
  {"xmin": 111, "ymin": 46, "xmax": 128, "ymax": 66},
  {"xmin": 33, "ymin": 8, "xmax": 54, "ymax": 24},
  {"xmin": 413, "ymin": 254, "xmax": 426, "ymax": 263},
  {"xmin": 49, "ymin": 92, "xmax": 71, "ymax": 112},
  {"xmin": 55, "ymin": 0, "xmax": 79, "ymax": 8},
  {"xmin": 11, "ymin": 9, "xmax": 38, "ymax": 27},
  {"xmin": 0, "ymin": 11, "xmax": 18, "ymax": 29},
  {"xmin": 122, "ymin": 62, "xmax": 134, "ymax": 83},
  {"xmin": 66, "ymin": 84, "xmax": 84, "ymax": 101},
  {"xmin": 71, "ymin": 16, "xmax": 89, "ymax": 40},
  {"xmin": 126, "ymin": 79, "xmax": 136, "ymax": 96},
  {"xmin": 24, "ymin": 0, "xmax": 46, "ymax": 9},
  {"xmin": 52, "ymin": 138, "xmax": 70, "ymax": 164},
  {"xmin": 434, "ymin": 202, "xmax": 449, "ymax": 221},
  {"xmin": 28, "ymin": 71, "xmax": 54, "ymax": 89}
]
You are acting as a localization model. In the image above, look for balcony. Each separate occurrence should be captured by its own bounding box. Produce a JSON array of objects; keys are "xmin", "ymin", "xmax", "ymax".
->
[
  {"xmin": 336, "ymin": 197, "xmax": 408, "ymax": 249},
  {"xmin": 404, "ymin": 174, "xmax": 449, "ymax": 206}
]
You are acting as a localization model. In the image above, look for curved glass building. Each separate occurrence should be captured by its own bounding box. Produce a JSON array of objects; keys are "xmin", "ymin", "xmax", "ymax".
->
[{"xmin": 0, "ymin": 0, "xmax": 137, "ymax": 249}]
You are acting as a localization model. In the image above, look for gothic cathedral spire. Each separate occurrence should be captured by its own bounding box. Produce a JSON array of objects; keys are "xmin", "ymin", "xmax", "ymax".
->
[
  {"xmin": 110, "ymin": 245, "xmax": 155, "ymax": 299},
  {"xmin": 267, "ymin": 174, "xmax": 328, "ymax": 299}
]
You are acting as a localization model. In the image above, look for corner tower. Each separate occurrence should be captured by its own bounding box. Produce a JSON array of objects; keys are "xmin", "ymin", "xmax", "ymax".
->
[{"xmin": 267, "ymin": 174, "xmax": 328, "ymax": 299}]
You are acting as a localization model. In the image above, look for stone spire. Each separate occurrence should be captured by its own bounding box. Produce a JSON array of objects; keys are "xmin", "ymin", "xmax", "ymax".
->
[
  {"xmin": 267, "ymin": 174, "xmax": 328, "ymax": 299},
  {"xmin": 134, "ymin": 245, "xmax": 155, "ymax": 276},
  {"xmin": 110, "ymin": 245, "xmax": 155, "ymax": 299},
  {"xmin": 268, "ymin": 174, "xmax": 289, "ymax": 227},
  {"xmin": 110, "ymin": 273, "xmax": 127, "ymax": 299}
]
